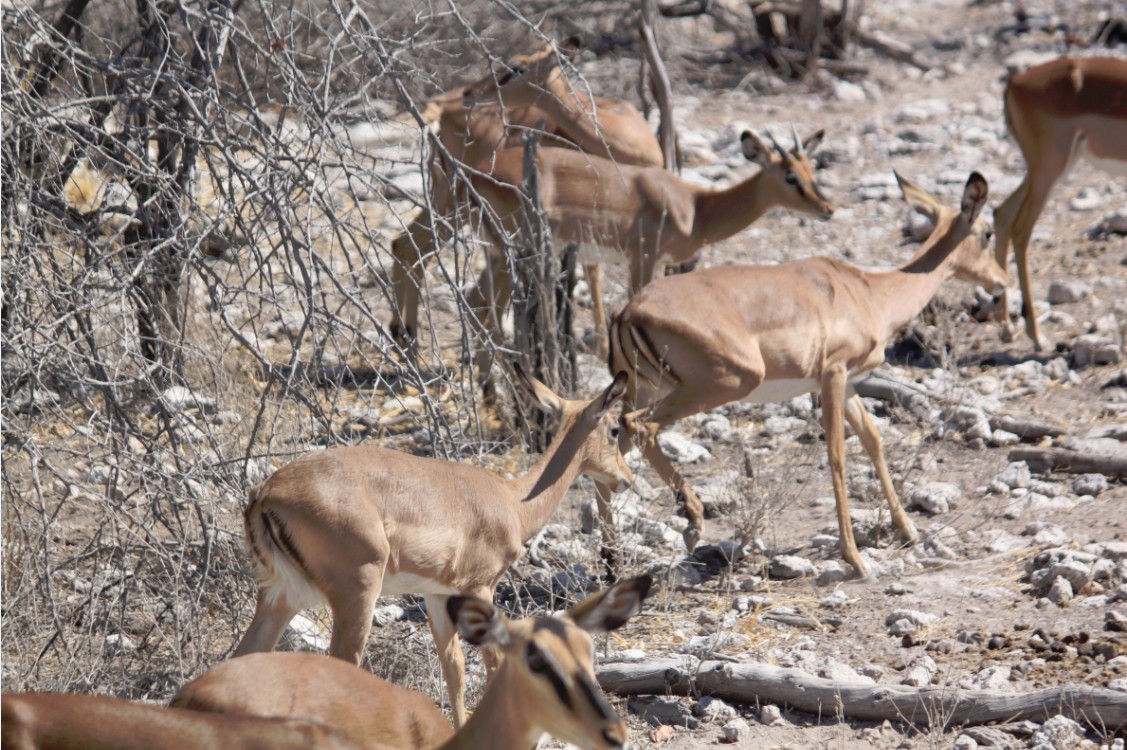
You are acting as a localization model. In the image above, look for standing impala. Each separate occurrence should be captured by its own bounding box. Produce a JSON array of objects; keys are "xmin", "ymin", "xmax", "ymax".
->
[
  {"xmin": 176, "ymin": 577, "xmax": 652, "ymax": 750},
  {"xmin": 464, "ymin": 127, "xmax": 834, "ymax": 381},
  {"xmin": 232, "ymin": 366, "xmax": 630, "ymax": 727},
  {"xmin": 599, "ymin": 172, "xmax": 1008, "ymax": 578},
  {"xmin": 390, "ymin": 42, "xmax": 663, "ymax": 348},
  {"xmin": 992, "ymin": 55, "xmax": 1127, "ymax": 350}
]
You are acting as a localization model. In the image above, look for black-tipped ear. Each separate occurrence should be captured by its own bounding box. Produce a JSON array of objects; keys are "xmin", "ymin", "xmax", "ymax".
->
[
  {"xmin": 566, "ymin": 575, "xmax": 652, "ymax": 634},
  {"xmin": 597, "ymin": 372, "xmax": 628, "ymax": 416},
  {"xmin": 960, "ymin": 172, "xmax": 988, "ymax": 223},
  {"xmin": 740, "ymin": 130, "xmax": 771, "ymax": 167},
  {"xmin": 801, "ymin": 128, "xmax": 825, "ymax": 155},
  {"xmin": 895, "ymin": 170, "xmax": 941, "ymax": 223},
  {"xmin": 514, "ymin": 362, "xmax": 564, "ymax": 418},
  {"xmin": 448, "ymin": 596, "xmax": 510, "ymax": 649}
]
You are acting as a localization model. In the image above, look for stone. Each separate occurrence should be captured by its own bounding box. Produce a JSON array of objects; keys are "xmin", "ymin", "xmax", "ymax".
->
[
  {"xmin": 1047, "ymin": 576, "xmax": 1074, "ymax": 606},
  {"xmin": 972, "ymin": 665, "xmax": 1011, "ymax": 690},
  {"xmin": 816, "ymin": 560, "xmax": 848, "ymax": 586},
  {"xmin": 909, "ymin": 482, "xmax": 963, "ymax": 514},
  {"xmin": 104, "ymin": 633, "xmax": 137, "ymax": 653},
  {"xmin": 996, "ymin": 462, "xmax": 1031, "ymax": 490},
  {"xmin": 1046, "ymin": 280, "xmax": 1089, "ymax": 305},
  {"xmin": 1030, "ymin": 715, "xmax": 1085, "ymax": 747},
  {"xmin": 720, "ymin": 718, "xmax": 751, "ymax": 743},
  {"xmin": 1073, "ymin": 335, "xmax": 1122, "ymax": 368},
  {"xmin": 758, "ymin": 704, "xmax": 785, "ymax": 726},
  {"xmin": 964, "ymin": 726, "xmax": 1017, "ymax": 748},
  {"xmin": 371, "ymin": 604, "xmax": 406, "ymax": 627},
  {"xmin": 954, "ymin": 735, "xmax": 979, "ymax": 750},
  {"xmin": 1073, "ymin": 473, "xmax": 1109, "ymax": 497},
  {"xmin": 1069, "ymin": 187, "xmax": 1102, "ymax": 212},
  {"xmin": 769, "ymin": 555, "xmax": 816, "ymax": 579},
  {"xmin": 628, "ymin": 696, "xmax": 698, "ymax": 729},
  {"xmin": 693, "ymin": 696, "xmax": 738, "ymax": 722},
  {"xmin": 658, "ymin": 432, "xmax": 712, "ymax": 464}
]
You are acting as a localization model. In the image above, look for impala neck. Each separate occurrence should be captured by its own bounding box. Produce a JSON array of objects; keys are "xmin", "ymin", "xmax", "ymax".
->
[
  {"xmin": 527, "ymin": 71, "xmax": 603, "ymax": 143},
  {"xmin": 510, "ymin": 415, "xmax": 589, "ymax": 542},
  {"xmin": 692, "ymin": 169, "xmax": 776, "ymax": 247},
  {"xmin": 439, "ymin": 663, "xmax": 541, "ymax": 750},
  {"xmin": 866, "ymin": 225, "xmax": 966, "ymax": 340}
]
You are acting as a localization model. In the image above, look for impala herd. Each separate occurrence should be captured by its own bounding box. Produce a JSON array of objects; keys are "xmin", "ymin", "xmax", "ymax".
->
[{"xmin": 4, "ymin": 43, "xmax": 1125, "ymax": 750}]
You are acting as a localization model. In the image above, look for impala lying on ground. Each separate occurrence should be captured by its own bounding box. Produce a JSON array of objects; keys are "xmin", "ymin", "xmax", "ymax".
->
[
  {"xmin": 390, "ymin": 41, "xmax": 662, "ymax": 348},
  {"xmin": 600, "ymin": 171, "xmax": 1008, "ymax": 578},
  {"xmin": 232, "ymin": 366, "xmax": 630, "ymax": 727},
  {"xmin": 992, "ymin": 55, "xmax": 1127, "ymax": 350},
  {"xmin": 465, "ymin": 127, "xmax": 834, "ymax": 383},
  {"xmin": 0, "ymin": 693, "xmax": 364, "ymax": 750},
  {"xmin": 176, "ymin": 577, "xmax": 652, "ymax": 750}
]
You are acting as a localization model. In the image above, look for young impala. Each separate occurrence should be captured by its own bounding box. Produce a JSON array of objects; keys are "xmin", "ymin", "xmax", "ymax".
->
[
  {"xmin": 599, "ymin": 172, "xmax": 1008, "ymax": 578},
  {"xmin": 464, "ymin": 127, "xmax": 834, "ymax": 382},
  {"xmin": 175, "ymin": 577, "xmax": 652, "ymax": 750},
  {"xmin": 232, "ymin": 366, "xmax": 631, "ymax": 727},
  {"xmin": 390, "ymin": 41, "xmax": 662, "ymax": 348},
  {"xmin": 992, "ymin": 56, "xmax": 1127, "ymax": 350}
]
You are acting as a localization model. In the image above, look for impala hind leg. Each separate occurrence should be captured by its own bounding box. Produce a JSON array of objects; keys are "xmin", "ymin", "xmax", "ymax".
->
[
  {"xmin": 423, "ymin": 594, "xmax": 469, "ymax": 728},
  {"xmin": 324, "ymin": 564, "xmax": 384, "ymax": 666},
  {"xmin": 232, "ymin": 589, "xmax": 300, "ymax": 657},
  {"xmin": 624, "ymin": 413, "xmax": 706, "ymax": 553},
  {"xmin": 844, "ymin": 392, "xmax": 917, "ymax": 545}
]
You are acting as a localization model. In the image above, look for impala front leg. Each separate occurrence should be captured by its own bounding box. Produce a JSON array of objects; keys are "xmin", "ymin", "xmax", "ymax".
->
[{"xmin": 822, "ymin": 369, "xmax": 872, "ymax": 579}]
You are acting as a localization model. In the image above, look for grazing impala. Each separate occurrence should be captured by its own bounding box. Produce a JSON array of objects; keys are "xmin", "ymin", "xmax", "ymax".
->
[
  {"xmin": 175, "ymin": 577, "xmax": 652, "ymax": 750},
  {"xmin": 464, "ymin": 127, "xmax": 834, "ymax": 381},
  {"xmin": 0, "ymin": 693, "xmax": 364, "ymax": 750},
  {"xmin": 992, "ymin": 56, "xmax": 1127, "ymax": 350},
  {"xmin": 390, "ymin": 42, "xmax": 663, "ymax": 348},
  {"xmin": 599, "ymin": 172, "xmax": 1008, "ymax": 578},
  {"xmin": 232, "ymin": 366, "xmax": 631, "ymax": 727}
]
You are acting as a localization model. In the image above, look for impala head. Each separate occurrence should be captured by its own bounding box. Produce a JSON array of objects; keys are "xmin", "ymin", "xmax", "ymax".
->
[
  {"xmin": 448, "ymin": 575, "xmax": 652, "ymax": 750},
  {"xmin": 463, "ymin": 40, "xmax": 578, "ymax": 109},
  {"xmin": 895, "ymin": 170, "xmax": 1010, "ymax": 294},
  {"xmin": 516, "ymin": 364, "xmax": 633, "ymax": 492},
  {"xmin": 741, "ymin": 127, "xmax": 835, "ymax": 220}
]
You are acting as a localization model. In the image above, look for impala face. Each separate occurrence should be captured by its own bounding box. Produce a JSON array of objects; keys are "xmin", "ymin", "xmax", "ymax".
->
[{"xmin": 741, "ymin": 127, "xmax": 835, "ymax": 221}]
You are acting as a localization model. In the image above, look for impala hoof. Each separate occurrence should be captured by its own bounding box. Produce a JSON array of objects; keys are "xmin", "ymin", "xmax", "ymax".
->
[{"xmin": 682, "ymin": 526, "xmax": 701, "ymax": 553}]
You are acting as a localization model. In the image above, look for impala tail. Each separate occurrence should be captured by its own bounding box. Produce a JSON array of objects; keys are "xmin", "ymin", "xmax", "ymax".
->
[
  {"xmin": 608, "ymin": 308, "xmax": 679, "ymax": 396},
  {"xmin": 244, "ymin": 487, "xmax": 325, "ymax": 612}
]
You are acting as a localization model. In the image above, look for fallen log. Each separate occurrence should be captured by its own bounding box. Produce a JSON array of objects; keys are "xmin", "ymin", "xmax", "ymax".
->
[
  {"xmin": 1008, "ymin": 447, "xmax": 1127, "ymax": 478},
  {"xmin": 852, "ymin": 373, "xmax": 931, "ymax": 417},
  {"xmin": 597, "ymin": 658, "xmax": 1127, "ymax": 729},
  {"xmin": 989, "ymin": 415, "xmax": 1066, "ymax": 441}
]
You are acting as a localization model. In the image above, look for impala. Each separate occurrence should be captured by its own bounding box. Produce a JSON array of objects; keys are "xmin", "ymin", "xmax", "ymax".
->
[
  {"xmin": 390, "ymin": 42, "xmax": 663, "ymax": 348},
  {"xmin": 175, "ymin": 576, "xmax": 652, "ymax": 750},
  {"xmin": 599, "ymin": 172, "xmax": 1008, "ymax": 578},
  {"xmin": 992, "ymin": 55, "xmax": 1127, "ymax": 350},
  {"xmin": 1, "ymin": 693, "xmax": 364, "ymax": 750},
  {"xmin": 231, "ymin": 366, "xmax": 631, "ymax": 727},
  {"xmin": 464, "ymin": 127, "xmax": 834, "ymax": 381}
]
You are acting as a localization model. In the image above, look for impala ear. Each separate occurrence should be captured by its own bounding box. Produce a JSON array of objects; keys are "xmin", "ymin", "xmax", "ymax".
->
[
  {"xmin": 566, "ymin": 575, "xmax": 652, "ymax": 634},
  {"xmin": 448, "ymin": 596, "xmax": 511, "ymax": 649},
  {"xmin": 514, "ymin": 362, "xmax": 564, "ymax": 418},
  {"xmin": 960, "ymin": 172, "xmax": 989, "ymax": 223},
  {"xmin": 740, "ymin": 130, "xmax": 772, "ymax": 167},
  {"xmin": 895, "ymin": 171, "xmax": 940, "ymax": 224},
  {"xmin": 801, "ymin": 128, "xmax": 825, "ymax": 155},
  {"xmin": 595, "ymin": 372, "xmax": 628, "ymax": 416}
]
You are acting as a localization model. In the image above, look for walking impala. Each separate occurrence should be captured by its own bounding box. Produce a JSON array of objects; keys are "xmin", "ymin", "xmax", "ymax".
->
[
  {"xmin": 464, "ymin": 127, "xmax": 834, "ymax": 381},
  {"xmin": 232, "ymin": 366, "xmax": 630, "ymax": 727},
  {"xmin": 390, "ymin": 41, "xmax": 662, "ymax": 348},
  {"xmin": 175, "ymin": 577, "xmax": 651, "ymax": 750},
  {"xmin": 992, "ymin": 55, "xmax": 1127, "ymax": 350},
  {"xmin": 599, "ymin": 172, "xmax": 1008, "ymax": 578}
]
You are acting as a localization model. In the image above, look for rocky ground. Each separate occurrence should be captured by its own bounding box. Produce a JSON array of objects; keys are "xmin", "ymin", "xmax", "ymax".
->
[{"xmin": 344, "ymin": 1, "xmax": 1127, "ymax": 748}]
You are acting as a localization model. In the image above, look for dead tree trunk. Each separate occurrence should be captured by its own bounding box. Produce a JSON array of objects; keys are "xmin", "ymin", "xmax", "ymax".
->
[{"xmin": 513, "ymin": 123, "xmax": 578, "ymax": 448}]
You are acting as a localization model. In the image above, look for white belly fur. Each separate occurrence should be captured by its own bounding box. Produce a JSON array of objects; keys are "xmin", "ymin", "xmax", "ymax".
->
[
  {"xmin": 380, "ymin": 571, "xmax": 460, "ymax": 597},
  {"xmin": 743, "ymin": 378, "xmax": 820, "ymax": 404},
  {"xmin": 1078, "ymin": 140, "xmax": 1127, "ymax": 177}
]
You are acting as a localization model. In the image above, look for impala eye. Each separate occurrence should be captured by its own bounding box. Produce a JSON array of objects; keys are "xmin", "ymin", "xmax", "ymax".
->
[
  {"xmin": 610, "ymin": 426, "xmax": 620, "ymax": 440},
  {"xmin": 497, "ymin": 70, "xmax": 514, "ymax": 86},
  {"xmin": 785, "ymin": 171, "xmax": 798, "ymax": 185},
  {"xmin": 984, "ymin": 228, "xmax": 993, "ymax": 243}
]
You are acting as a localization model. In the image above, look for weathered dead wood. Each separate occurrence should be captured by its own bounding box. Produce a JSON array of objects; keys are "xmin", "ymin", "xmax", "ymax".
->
[
  {"xmin": 597, "ymin": 659, "xmax": 1127, "ymax": 728},
  {"xmin": 852, "ymin": 373, "xmax": 931, "ymax": 417},
  {"xmin": 854, "ymin": 29, "xmax": 932, "ymax": 71},
  {"xmin": 1007, "ymin": 447, "xmax": 1127, "ymax": 479},
  {"xmin": 989, "ymin": 415, "xmax": 1066, "ymax": 441},
  {"xmin": 640, "ymin": 0, "xmax": 680, "ymax": 172},
  {"xmin": 759, "ymin": 611, "xmax": 842, "ymax": 630}
]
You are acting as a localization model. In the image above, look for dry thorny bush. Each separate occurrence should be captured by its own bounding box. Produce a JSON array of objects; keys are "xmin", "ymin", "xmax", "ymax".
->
[{"xmin": 0, "ymin": 0, "xmax": 673, "ymax": 698}]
